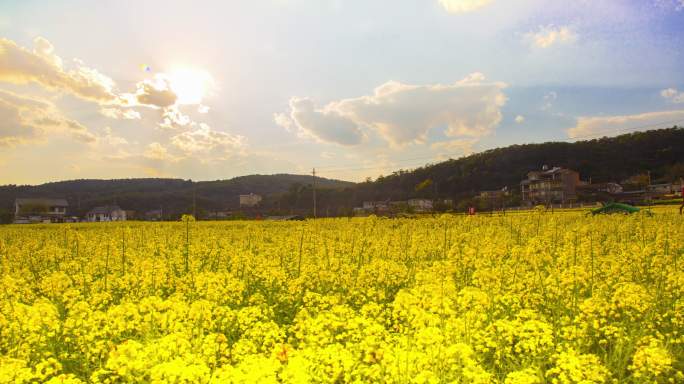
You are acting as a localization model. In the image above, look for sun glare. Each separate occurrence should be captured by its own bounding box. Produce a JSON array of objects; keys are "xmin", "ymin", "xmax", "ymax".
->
[{"xmin": 167, "ymin": 68, "xmax": 212, "ymax": 105}]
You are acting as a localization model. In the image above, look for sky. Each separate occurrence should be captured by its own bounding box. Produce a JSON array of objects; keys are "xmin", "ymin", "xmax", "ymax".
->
[{"xmin": 0, "ymin": 0, "xmax": 683, "ymax": 184}]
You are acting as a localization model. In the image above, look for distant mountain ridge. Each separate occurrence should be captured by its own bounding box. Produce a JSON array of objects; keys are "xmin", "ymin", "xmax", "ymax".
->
[{"xmin": 0, "ymin": 174, "xmax": 354, "ymax": 219}]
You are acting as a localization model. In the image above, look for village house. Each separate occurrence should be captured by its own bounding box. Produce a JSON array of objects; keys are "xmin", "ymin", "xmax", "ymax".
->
[
  {"xmin": 596, "ymin": 182, "xmax": 624, "ymax": 194},
  {"xmin": 352, "ymin": 207, "xmax": 368, "ymax": 216},
  {"xmin": 479, "ymin": 190, "xmax": 506, "ymax": 199},
  {"xmin": 647, "ymin": 183, "xmax": 679, "ymax": 196},
  {"xmin": 478, "ymin": 188, "xmax": 509, "ymax": 210},
  {"xmin": 86, "ymin": 205, "xmax": 127, "ymax": 222},
  {"xmin": 239, "ymin": 193, "xmax": 262, "ymax": 207},
  {"xmin": 362, "ymin": 200, "xmax": 390, "ymax": 214},
  {"xmin": 521, "ymin": 166, "xmax": 581, "ymax": 205},
  {"xmin": 362, "ymin": 201, "xmax": 388, "ymax": 210},
  {"xmin": 577, "ymin": 182, "xmax": 623, "ymax": 196},
  {"xmin": 408, "ymin": 198, "xmax": 434, "ymax": 212},
  {"xmin": 579, "ymin": 181, "xmax": 681, "ymax": 205},
  {"xmin": 14, "ymin": 198, "xmax": 69, "ymax": 223},
  {"xmin": 206, "ymin": 210, "xmax": 234, "ymax": 220}
]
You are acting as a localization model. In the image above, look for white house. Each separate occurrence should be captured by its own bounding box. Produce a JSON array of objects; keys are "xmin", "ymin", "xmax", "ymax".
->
[
  {"xmin": 86, "ymin": 205, "xmax": 127, "ymax": 222},
  {"xmin": 408, "ymin": 198, "xmax": 433, "ymax": 212},
  {"xmin": 239, "ymin": 193, "xmax": 262, "ymax": 207}
]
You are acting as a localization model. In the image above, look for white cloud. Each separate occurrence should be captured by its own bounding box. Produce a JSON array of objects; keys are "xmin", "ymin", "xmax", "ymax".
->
[
  {"xmin": 122, "ymin": 75, "xmax": 217, "ymax": 132},
  {"xmin": 101, "ymin": 149, "xmax": 135, "ymax": 162},
  {"xmin": 171, "ymin": 123, "xmax": 246, "ymax": 157},
  {"xmin": 0, "ymin": 89, "xmax": 95, "ymax": 146},
  {"xmin": 525, "ymin": 25, "xmax": 577, "ymax": 48},
  {"xmin": 0, "ymin": 37, "xmax": 213, "ymax": 134},
  {"xmin": 0, "ymin": 37, "xmax": 118, "ymax": 103},
  {"xmin": 275, "ymin": 97, "xmax": 365, "ymax": 145},
  {"xmin": 144, "ymin": 142, "xmax": 180, "ymax": 162},
  {"xmin": 66, "ymin": 120, "xmax": 97, "ymax": 144},
  {"xmin": 100, "ymin": 107, "xmax": 141, "ymax": 120},
  {"xmin": 277, "ymin": 73, "xmax": 507, "ymax": 147},
  {"xmin": 331, "ymin": 77, "xmax": 507, "ymax": 146},
  {"xmin": 96, "ymin": 127, "xmax": 128, "ymax": 146},
  {"xmin": 661, "ymin": 88, "xmax": 684, "ymax": 103},
  {"xmin": 515, "ymin": 115, "xmax": 525, "ymax": 123},
  {"xmin": 567, "ymin": 109, "xmax": 684, "ymax": 139},
  {"xmin": 129, "ymin": 74, "xmax": 177, "ymax": 108},
  {"xmin": 159, "ymin": 105, "xmax": 192, "ymax": 130},
  {"xmin": 274, "ymin": 112, "xmax": 295, "ymax": 132},
  {"xmin": 439, "ymin": 0, "xmax": 494, "ymax": 13},
  {"xmin": 0, "ymin": 93, "xmax": 43, "ymax": 146}
]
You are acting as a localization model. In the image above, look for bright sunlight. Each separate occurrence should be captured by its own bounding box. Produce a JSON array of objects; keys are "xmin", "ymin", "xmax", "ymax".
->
[{"xmin": 166, "ymin": 68, "xmax": 213, "ymax": 105}]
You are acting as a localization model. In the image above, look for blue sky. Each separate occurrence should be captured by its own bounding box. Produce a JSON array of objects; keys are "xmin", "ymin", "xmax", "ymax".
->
[{"xmin": 0, "ymin": 0, "xmax": 683, "ymax": 183}]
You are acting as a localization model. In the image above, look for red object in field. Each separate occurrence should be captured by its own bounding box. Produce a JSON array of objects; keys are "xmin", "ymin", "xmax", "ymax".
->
[{"xmin": 468, "ymin": 207, "xmax": 476, "ymax": 215}]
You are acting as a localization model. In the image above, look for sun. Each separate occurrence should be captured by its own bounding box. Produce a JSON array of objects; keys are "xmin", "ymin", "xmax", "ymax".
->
[{"xmin": 166, "ymin": 68, "xmax": 212, "ymax": 105}]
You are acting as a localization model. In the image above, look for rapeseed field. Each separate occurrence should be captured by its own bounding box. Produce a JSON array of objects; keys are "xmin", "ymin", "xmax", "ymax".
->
[{"xmin": 0, "ymin": 209, "xmax": 681, "ymax": 383}]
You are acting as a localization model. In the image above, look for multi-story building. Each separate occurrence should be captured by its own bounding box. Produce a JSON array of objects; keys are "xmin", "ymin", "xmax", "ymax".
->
[
  {"xmin": 521, "ymin": 166, "xmax": 580, "ymax": 205},
  {"xmin": 14, "ymin": 198, "xmax": 69, "ymax": 223}
]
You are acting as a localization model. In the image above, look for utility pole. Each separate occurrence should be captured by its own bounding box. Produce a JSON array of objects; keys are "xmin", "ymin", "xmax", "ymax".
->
[
  {"xmin": 312, "ymin": 168, "xmax": 317, "ymax": 219},
  {"xmin": 192, "ymin": 185, "xmax": 197, "ymax": 218},
  {"xmin": 647, "ymin": 170, "xmax": 652, "ymax": 208}
]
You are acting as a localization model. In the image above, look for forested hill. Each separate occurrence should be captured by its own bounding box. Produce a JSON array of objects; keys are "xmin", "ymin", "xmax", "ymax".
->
[
  {"xmin": 350, "ymin": 127, "xmax": 684, "ymax": 203},
  {"xmin": 254, "ymin": 127, "xmax": 684, "ymax": 216},
  {"xmin": 0, "ymin": 174, "xmax": 353, "ymax": 218}
]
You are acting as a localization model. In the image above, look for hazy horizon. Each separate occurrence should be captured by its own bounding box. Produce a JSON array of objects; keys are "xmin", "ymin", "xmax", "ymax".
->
[{"xmin": 1, "ymin": 0, "xmax": 683, "ymax": 184}]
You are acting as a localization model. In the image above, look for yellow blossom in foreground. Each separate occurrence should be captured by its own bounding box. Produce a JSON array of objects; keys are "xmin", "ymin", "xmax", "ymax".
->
[{"xmin": 0, "ymin": 207, "xmax": 681, "ymax": 383}]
